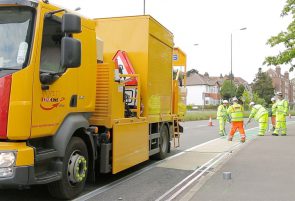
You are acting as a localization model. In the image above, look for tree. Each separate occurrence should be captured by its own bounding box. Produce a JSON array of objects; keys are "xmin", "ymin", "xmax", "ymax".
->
[
  {"xmin": 242, "ymin": 90, "xmax": 266, "ymax": 111},
  {"xmin": 220, "ymin": 80, "xmax": 237, "ymax": 100},
  {"xmin": 236, "ymin": 84, "xmax": 245, "ymax": 99},
  {"xmin": 253, "ymin": 93, "xmax": 266, "ymax": 106},
  {"xmin": 242, "ymin": 90, "xmax": 251, "ymax": 110},
  {"xmin": 251, "ymin": 68, "xmax": 274, "ymax": 106},
  {"xmin": 264, "ymin": 0, "xmax": 295, "ymax": 71}
]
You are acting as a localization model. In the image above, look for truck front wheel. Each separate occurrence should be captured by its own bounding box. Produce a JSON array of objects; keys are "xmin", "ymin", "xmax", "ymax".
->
[{"xmin": 48, "ymin": 137, "xmax": 88, "ymax": 200}]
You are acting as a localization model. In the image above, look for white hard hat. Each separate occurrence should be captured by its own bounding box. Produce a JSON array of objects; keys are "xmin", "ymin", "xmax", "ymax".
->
[
  {"xmin": 276, "ymin": 92, "xmax": 283, "ymax": 96},
  {"xmin": 271, "ymin": 97, "xmax": 276, "ymax": 102},
  {"xmin": 232, "ymin": 97, "xmax": 238, "ymax": 102},
  {"xmin": 249, "ymin": 102, "xmax": 255, "ymax": 106},
  {"xmin": 222, "ymin": 100, "xmax": 229, "ymax": 104}
]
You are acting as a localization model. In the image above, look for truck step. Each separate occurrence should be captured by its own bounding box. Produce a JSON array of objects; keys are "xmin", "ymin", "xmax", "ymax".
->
[
  {"xmin": 35, "ymin": 171, "xmax": 61, "ymax": 184},
  {"xmin": 35, "ymin": 148, "xmax": 58, "ymax": 162}
]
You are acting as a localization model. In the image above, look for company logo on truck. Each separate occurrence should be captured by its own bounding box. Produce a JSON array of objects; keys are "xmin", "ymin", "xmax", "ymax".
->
[{"xmin": 40, "ymin": 97, "xmax": 65, "ymax": 110}]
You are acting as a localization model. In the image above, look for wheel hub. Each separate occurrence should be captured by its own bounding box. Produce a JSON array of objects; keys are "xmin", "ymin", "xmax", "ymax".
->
[{"xmin": 68, "ymin": 152, "xmax": 87, "ymax": 184}]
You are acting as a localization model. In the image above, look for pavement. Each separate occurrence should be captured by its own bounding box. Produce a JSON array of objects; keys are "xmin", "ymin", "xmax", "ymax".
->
[{"xmin": 179, "ymin": 120, "xmax": 295, "ymax": 201}]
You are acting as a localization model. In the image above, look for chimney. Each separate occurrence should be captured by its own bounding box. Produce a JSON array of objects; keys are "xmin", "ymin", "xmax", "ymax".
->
[
  {"xmin": 204, "ymin": 72, "xmax": 209, "ymax": 78},
  {"xmin": 284, "ymin": 71, "xmax": 289, "ymax": 79},
  {"xmin": 275, "ymin": 66, "xmax": 281, "ymax": 76}
]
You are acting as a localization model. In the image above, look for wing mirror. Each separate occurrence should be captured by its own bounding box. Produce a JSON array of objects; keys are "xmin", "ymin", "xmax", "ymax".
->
[
  {"xmin": 61, "ymin": 37, "xmax": 81, "ymax": 68},
  {"xmin": 62, "ymin": 13, "xmax": 81, "ymax": 34}
]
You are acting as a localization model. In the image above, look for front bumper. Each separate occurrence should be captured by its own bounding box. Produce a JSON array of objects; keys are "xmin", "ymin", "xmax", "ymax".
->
[
  {"xmin": 0, "ymin": 166, "xmax": 32, "ymax": 186},
  {"xmin": 0, "ymin": 142, "xmax": 34, "ymax": 186}
]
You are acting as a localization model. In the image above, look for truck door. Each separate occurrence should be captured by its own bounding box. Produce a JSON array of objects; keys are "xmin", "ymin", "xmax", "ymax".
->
[{"xmin": 31, "ymin": 9, "xmax": 78, "ymax": 138}]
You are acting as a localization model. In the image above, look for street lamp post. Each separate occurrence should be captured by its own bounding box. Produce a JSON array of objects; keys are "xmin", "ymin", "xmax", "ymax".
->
[
  {"xmin": 143, "ymin": 0, "xmax": 146, "ymax": 15},
  {"xmin": 230, "ymin": 27, "xmax": 247, "ymax": 86},
  {"xmin": 193, "ymin": 44, "xmax": 205, "ymax": 109}
]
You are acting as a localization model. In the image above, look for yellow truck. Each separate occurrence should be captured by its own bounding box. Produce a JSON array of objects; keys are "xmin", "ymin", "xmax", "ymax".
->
[{"xmin": 0, "ymin": 0, "xmax": 186, "ymax": 199}]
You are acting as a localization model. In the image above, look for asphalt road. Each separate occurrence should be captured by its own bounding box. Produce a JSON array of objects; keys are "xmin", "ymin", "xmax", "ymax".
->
[{"xmin": 0, "ymin": 119, "xmax": 255, "ymax": 201}]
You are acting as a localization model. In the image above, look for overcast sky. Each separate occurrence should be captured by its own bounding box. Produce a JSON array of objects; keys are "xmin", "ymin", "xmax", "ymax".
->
[{"xmin": 50, "ymin": 0, "xmax": 292, "ymax": 83}]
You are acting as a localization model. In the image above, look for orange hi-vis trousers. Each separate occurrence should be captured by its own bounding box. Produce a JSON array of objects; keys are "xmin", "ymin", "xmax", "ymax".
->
[
  {"xmin": 271, "ymin": 116, "xmax": 276, "ymax": 127},
  {"xmin": 229, "ymin": 121, "xmax": 245, "ymax": 140}
]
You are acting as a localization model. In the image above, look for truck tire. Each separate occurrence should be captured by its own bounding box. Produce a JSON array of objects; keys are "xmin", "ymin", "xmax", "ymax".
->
[
  {"xmin": 153, "ymin": 124, "xmax": 169, "ymax": 160},
  {"xmin": 48, "ymin": 137, "xmax": 88, "ymax": 200}
]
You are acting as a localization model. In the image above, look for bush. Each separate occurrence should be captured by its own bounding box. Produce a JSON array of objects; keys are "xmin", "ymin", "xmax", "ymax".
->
[
  {"xmin": 204, "ymin": 105, "xmax": 218, "ymax": 110},
  {"xmin": 186, "ymin": 105, "xmax": 193, "ymax": 110}
]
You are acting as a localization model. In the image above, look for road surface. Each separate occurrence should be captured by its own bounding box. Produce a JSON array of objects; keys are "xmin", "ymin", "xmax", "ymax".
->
[{"xmin": 1, "ymin": 118, "xmax": 289, "ymax": 201}]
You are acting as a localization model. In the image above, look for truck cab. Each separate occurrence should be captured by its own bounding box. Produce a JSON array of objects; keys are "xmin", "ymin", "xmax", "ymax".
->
[{"xmin": 0, "ymin": 0, "xmax": 97, "ymax": 198}]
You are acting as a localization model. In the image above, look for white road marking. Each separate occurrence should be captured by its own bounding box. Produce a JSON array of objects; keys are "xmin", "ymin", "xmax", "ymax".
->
[
  {"xmin": 154, "ymin": 153, "xmax": 224, "ymax": 201},
  {"xmin": 165, "ymin": 152, "xmax": 229, "ymax": 201}
]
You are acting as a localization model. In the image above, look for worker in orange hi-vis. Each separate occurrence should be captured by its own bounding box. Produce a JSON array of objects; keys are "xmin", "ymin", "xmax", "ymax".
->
[
  {"xmin": 271, "ymin": 97, "xmax": 277, "ymax": 131},
  {"xmin": 227, "ymin": 97, "xmax": 246, "ymax": 142}
]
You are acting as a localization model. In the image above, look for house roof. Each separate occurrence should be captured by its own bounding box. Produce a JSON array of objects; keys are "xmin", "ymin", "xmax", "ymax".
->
[
  {"xmin": 265, "ymin": 67, "xmax": 290, "ymax": 80},
  {"xmin": 187, "ymin": 73, "xmax": 211, "ymax": 86},
  {"xmin": 266, "ymin": 68, "xmax": 277, "ymax": 77},
  {"xmin": 186, "ymin": 73, "xmax": 219, "ymax": 86},
  {"xmin": 187, "ymin": 73, "xmax": 248, "ymax": 87},
  {"xmin": 234, "ymin": 77, "xmax": 248, "ymax": 85}
]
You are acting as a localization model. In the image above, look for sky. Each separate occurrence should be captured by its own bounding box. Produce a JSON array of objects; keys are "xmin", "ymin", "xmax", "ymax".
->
[{"xmin": 50, "ymin": 0, "xmax": 293, "ymax": 83}]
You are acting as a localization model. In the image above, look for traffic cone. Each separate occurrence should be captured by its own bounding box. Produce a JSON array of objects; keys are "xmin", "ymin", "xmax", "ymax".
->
[{"xmin": 208, "ymin": 116, "xmax": 213, "ymax": 126}]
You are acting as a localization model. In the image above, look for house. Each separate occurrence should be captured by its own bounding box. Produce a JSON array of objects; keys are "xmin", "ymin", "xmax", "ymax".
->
[
  {"xmin": 186, "ymin": 72, "xmax": 220, "ymax": 106},
  {"xmin": 186, "ymin": 72, "xmax": 249, "ymax": 106},
  {"xmin": 266, "ymin": 66, "xmax": 294, "ymax": 103}
]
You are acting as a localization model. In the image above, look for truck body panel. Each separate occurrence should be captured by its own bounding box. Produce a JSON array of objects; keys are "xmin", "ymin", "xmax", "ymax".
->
[
  {"xmin": 94, "ymin": 16, "xmax": 174, "ymax": 124},
  {"xmin": 113, "ymin": 120, "xmax": 149, "ymax": 174},
  {"xmin": 89, "ymin": 63, "xmax": 124, "ymax": 128}
]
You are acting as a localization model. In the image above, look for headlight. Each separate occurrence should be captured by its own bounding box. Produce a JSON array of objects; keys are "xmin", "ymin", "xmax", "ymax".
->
[
  {"xmin": 0, "ymin": 167, "xmax": 13, "ymax": 177},
  {"xmin": 0, "ymin": 152, "xmax": 15, "ymax": 168}
]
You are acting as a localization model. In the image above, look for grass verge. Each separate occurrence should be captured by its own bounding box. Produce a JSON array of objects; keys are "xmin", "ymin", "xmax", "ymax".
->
[{"xmin": 184, "ymin": 110, "xmax": 295, "ymax": 121}]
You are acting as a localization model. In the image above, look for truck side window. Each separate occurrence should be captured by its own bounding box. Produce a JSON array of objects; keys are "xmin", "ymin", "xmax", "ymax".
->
[{"xmin": 40, "ymin": 17, "xmax": 63, "ymax": 73}]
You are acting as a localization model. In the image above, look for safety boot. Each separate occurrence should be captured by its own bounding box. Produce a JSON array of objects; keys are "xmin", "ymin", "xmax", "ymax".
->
[
  {"xmin": 240, "ymin": 138, "xmax": 245, "ymax": 143},
  {"xmin": 272, "ymin": 133, "xmax": 278, "ymax": 136}
]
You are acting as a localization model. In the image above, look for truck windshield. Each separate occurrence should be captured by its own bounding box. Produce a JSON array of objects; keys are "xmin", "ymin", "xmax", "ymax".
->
[{"xmin": 0, "ymin": 7, "xmax": 35, "ymax": 70}]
